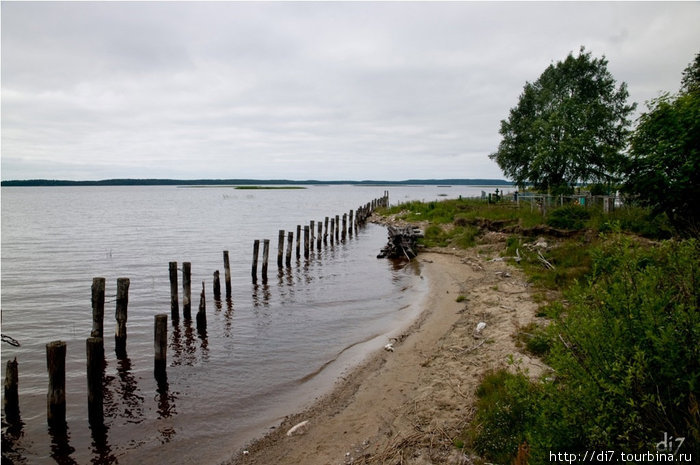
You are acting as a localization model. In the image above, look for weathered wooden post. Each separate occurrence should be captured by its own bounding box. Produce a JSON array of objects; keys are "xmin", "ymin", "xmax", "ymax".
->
[
  {"xmin": 252, "ymin": 240, "xmax": 260, "ymax": 284},
  {"xmin": 86, "ymin": 336, "xmax": 104, "ymax": 426},
  {"xmin": 197, "ymin": 281, "xmax": 206, "ymax": 331},
  {"xmin": 115, "ymin": 277, "xmax": 130, "ymax": 357},
  {"xmin": 262, "ymin": 239, "xmax": 270, "ymax": 283},
  {"xmin": 330, "ymin": 217, "xmax": 335, "ymax": 244},
  {"xmin": 277, "ymin": 230, "xmax": 284, "ymax": 268},
  {"xmin": 286, "ymin": 231, "xmax": 293, "ymax": 266},
  {"xmin": 91, "ymin": 278, "xmax": 106, "ymax": 338},
  {"xmin": 154, "ymin": 314, "xmax": 168, "ymax": 377},
  {"xmin": 223, "ymin": 251, "xmax": 232, "ymax": 300},
  {"xmin": 309, "ymin": 221, "xmax": 315, "ymax": 250},
  {"xmin": 349, "ymin": 210, "xmax": 354, "ymax": 237},
  {"xmin": 46, "ymin": 340, "xmax": 66, "ymax": 426},
  {"xmin": 213, "ymin": 270, "xmax": 221, "ymax": 300},
  {"xmin": 295, "ymin": 225, "xmax": 301, "ymax": 259},
  {"xmin": 183, "ymin": 262, "xmax": 192, "ymax": 320},
  {"xmin": 317, "ymin": 221, "xmax": 322, "ymax": 249},
  {"xmin": 335, "ymin": 215, "xmax": 340, "ymax": 242},
  {"xmin": 324, "ymin": 217, "xmax": 329, "ymax": 244},
  {"xmin": 169, "ymin": 262, "xmax": 179, "ymax": 322},
  {"xmin": 4, "ymin": 358, "xmax": 20, "ymax": 423},
  {"xmin": 304, "ymin": 226, "xmax": 310, "ymax": 259},
  {"xmin": 342, "ymin": 213, "xmax": 347, "ymax": 241}
]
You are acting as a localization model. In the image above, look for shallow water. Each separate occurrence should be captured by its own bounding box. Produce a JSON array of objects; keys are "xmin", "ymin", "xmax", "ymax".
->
[{"xmin": 1, "ymin": 184, "xmax": 509, "ymax": 464}]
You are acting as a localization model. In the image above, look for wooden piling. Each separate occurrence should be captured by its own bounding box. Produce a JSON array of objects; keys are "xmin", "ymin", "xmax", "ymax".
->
[
  {"xmin": 277, "ymin": 230, "xmax": 284, "ymax": 268},
  {"xmin": 252, "ymin": 240, "xmax": 260, "ymax": 283},
  {"xmin": 46, "ymin": 340, "xmax": 66, "ymax": 426},
  {"xmin": 197, "ymin": 281, "xmax": 206, "ymax": 331},
  {"xmin": 91, "ymin": 277, "xmax": 106, "ymax": 338},
  {"xmin": 213, "ymin": 270, "xmax": 221, "ymax": 300},
  {"xmin": 286, "ymin": 231, "xmax": 293, "ymax": 266},
  {"xmin": 262, "ymin": 239, "xmax": 270, "ymax": 283},
  {"xmin": 304, "ymin": 226, "xmax": 310, "ymax": 259},
  {"xmin": 115, "ymin": 277, "xmax": 130, "ymax": 355},
  {"xmin": 223, "ymin": 251, "xmax": 232, "ymax": 299},
  {"xmin": 317, "ymin": 221, "xmax": 322, "ymax": 249},
  {"xmin": 295, "ymin": 225, "xmax": 301, "ymax": 259},
  {"xmin": 4, "ymin": 358, "xmax": 19, "ymax": 423},
  {"xmin": 183, "ymin": 262, "xmax": 192, "ymax": 320},
  {"xmin": 330, "ymin": 217, "xmax": 335, "ymax": 244},
  {"xmin": 324, "ymin": 217, "xmax": 329, "ymax": 244},
  {"xmin": 349, "ymin": 210, "xmax": 354, "ymax": 237},
  {"xmin": 154, "ymin": 314, "xmax": 168, "ymax": 376},
  {"xmin": 310, "ymin": 221, "xmax": 315, "ymax": 250},
  {"xmin": 342, "ymin": 213, "xmax": 347, "ymax": 241},
  {"xmin": 335, "ymin": 215, "xmax": 340, "ymax": 242},
  {"xmin": 169, "ymin": 262, "xmax": 179, "ymax": 321},
  {"xmin": 86, "ymin": 337, "xmax": 104, "ymax": 426}
]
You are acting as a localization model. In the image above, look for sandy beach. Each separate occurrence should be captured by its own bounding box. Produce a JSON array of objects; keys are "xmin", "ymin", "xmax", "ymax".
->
[{"xmin": 226, "ymin": 242, "xmax": 544, "ymax": 465}]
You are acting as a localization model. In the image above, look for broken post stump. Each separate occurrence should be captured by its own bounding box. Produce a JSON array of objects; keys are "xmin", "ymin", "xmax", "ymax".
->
[
  {"xmin": 86, "ymin": 336, "xmax": 104, "ymax": 426},
  {"xmin": 115, "ymin": 277, "xmax": 130, "ymax": 357},
  {"xmin": 91, "ymin": 277, "xmax": 106, "ymax": 338},
  {"xmin": 154, "ymin": 314, "xmax": 168, "ymax": 377},
  {"xmin": 183, "ymin": 262, "xmax": 192, "ymax": 320},
  {"xmin": 169, "ymin": 262, "xmax": 179, "ymax": 322},
  {"xmin": 46, "ymin": 340, "xmax": 66, "ymax": 426}
]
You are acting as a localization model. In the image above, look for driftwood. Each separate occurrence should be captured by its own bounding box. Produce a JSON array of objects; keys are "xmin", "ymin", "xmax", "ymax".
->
[{"xmin": 377, "ymin": 226, "xmax": 423, "ymax": 260}]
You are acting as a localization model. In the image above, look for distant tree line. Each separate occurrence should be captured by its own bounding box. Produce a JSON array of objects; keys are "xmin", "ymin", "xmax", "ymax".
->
[{"xmin": 1, "ymin": 178, "xmax": 514, "ymax": 187}]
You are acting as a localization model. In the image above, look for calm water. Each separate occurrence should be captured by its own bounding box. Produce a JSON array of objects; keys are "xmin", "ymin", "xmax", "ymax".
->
[{"xmin": 1, "ymin": 184, "xmax": 508, "ymax": 464}]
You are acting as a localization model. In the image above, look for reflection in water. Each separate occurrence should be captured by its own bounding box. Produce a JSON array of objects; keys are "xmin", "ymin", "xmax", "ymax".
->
[
  {"xmin": 113, "ymin": 356, "xmax": 145, "ymax": 423},
  {"xmin": 154, "ymin": 372, "xmax": 176, "ymax": 420},
  {"xmin": 89, "ymin": 421, "xmax": 116, "ymax": 465},
  {"xmin": 1, "ymin": 414, "xmax": 27, "ymax": 464},
  {"xmin": 223, "ymin": 298, "xmax": 234, "ymax": 338},
  {"xmin": 48, "ymin": 421, "xmax": 78, "ymax": 465},
  {"xmin": 251, "ymin": 283, "xmax": 271, "ymax": 308}
]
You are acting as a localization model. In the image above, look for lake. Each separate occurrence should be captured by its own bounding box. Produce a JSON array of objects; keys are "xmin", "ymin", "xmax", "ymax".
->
[{"xmin": 1, "ymin": 184, "xmax": 509, "ymax": 464}]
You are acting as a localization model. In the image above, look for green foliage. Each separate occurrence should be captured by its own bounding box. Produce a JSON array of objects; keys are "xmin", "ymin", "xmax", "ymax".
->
[
  {"xmin": 624, "ymin": 88, "xmax": 700, "ymax": 235},
  {"xmin": 468, "ymin": 370, "xmax": 538, "ymax": 464},
  {"xmin": 468, "ymin": 237, "xmax": 700, "ymax": 462},
  {"xmin": 490, "ymin": 47, "xmax": 635, "ymax": 191},
  {"xmin": 546, "ymin": 205, "xmax": 591, "ymax": 230},
  {"xmin": 515, "ymin": 323, "xmax": 552, "ymax": 357}
]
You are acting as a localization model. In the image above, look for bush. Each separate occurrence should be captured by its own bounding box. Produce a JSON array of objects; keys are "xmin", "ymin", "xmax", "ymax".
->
[
  {"xmin": 546, "ymin": 205, "xmax": 591, "ymax": 230},
  {"xmin": 468, "ymin": 237, "xmax": 700, "ymax": 462}
]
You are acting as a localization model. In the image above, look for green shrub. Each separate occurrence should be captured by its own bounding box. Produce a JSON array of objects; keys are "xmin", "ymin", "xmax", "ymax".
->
[
  {"xmin": 546, "ymin": 205, "xmax": 591, "ymax": 230},
  {"xmin": 468, "ymin": 237, "xmax": 700, "ymax": 462}
]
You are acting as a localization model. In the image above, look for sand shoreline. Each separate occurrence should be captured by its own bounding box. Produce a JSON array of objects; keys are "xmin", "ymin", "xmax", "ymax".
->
[{"xmin": 226, "ymin": 247, "xmax": 542, "ymax": 465}]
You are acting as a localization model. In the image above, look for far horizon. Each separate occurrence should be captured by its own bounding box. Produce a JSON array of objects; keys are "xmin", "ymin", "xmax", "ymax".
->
[{"xmin": 1, "ymin": 177, "xmax": 514, "ymax": 187}]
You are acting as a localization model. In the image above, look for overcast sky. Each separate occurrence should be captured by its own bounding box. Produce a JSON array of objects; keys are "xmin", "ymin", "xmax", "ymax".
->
[{"xmin": 2, "ymin": 1, "xmax": 699, "ymax": 181}]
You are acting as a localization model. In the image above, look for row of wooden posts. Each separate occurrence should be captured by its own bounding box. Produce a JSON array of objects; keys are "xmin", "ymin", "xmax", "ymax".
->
[{"xmin": 2, "ymin": 192, "xmax": 389, "ymax": 431}]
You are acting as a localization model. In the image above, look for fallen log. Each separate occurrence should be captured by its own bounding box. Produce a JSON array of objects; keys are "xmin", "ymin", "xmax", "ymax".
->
[{"xmin": 377, "ymin": 226, "xmax": 423, "ymax": 259}]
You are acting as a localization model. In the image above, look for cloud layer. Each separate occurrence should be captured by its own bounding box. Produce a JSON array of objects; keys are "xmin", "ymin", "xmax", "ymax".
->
[{"xmin": 2, "ymin": 2, "xmax": 699, "ymax": 180}]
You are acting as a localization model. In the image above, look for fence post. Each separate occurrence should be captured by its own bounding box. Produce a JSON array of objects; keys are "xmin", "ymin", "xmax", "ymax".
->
[
  {"xmin": 296, "ymin": 225, "xmax": 301, "ymax": 259},
  {"xmin": 46, "ymin": 341, "xmax": 67, "ymax": 426},
  {"xmin": 252, "ymin": 240, "xmax": 260, "ymax": 284},
  {"xmin": 86, "ymin": 337, "xmax": 104, "ymax": 426},
  {"xmin": 223, "ymin": 252, "xmax": 232, "ymax": 300},
  {"xmin": 91, "ymin": 278, "xmax": 106, "ymax": 338},
  {"xmin": 4, "ymin": 358, "xmax": 20, "ymax": 423},
  {"xmin": 286, "ymin": 231, "xmax": 293, "ymax": 267},
  {"xmin": 262, "ymin": 239, "xmax": 270, "ymax": 283},
  {"xmin": 115, "ymin": 278, "xmax": 130, "ymax": 356},
  {"xmin": 277, "ymin": 230, "xmax": 284, "ymax": 268},
  {"xmin": 197, "ymin": 281, "xmax": 207, "ymax": 331},
  {"xmin": 213, "ymin": 270, "xmax": 221, "ymax": 300},
  {"xmin": 154, "ymin": 314, "xmax": 168, "ymax": 377},
  {"xmin": 304, "ymin": 226, "xmax": 310, "ymax": 259},
  {"xmin": 169, "ymin": 262, "xmax": 179, "ymax": 322},
  {"xmin": 324, "ymin": 217, "xmax": 329, "ymax": 244},
  {"xmin": 183, "ymin": 262, "xmax": 192, "ymax": 320}
]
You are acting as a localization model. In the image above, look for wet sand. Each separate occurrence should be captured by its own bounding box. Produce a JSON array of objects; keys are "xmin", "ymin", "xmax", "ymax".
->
[{"xmin": 225, "ymin": 246, "xmax": 543, "ymax": 465}]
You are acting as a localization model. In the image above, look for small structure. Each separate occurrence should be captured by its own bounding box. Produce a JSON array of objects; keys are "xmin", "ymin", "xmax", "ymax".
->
[{"xmin": 377, "ymin": 226, "xmax": 423, "ymax": 260}]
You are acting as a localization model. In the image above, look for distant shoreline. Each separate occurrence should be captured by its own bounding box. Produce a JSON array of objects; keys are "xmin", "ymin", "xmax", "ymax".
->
[{"xmin": 1, "ymin": 178, "xmax": 514, "ymax": 187}]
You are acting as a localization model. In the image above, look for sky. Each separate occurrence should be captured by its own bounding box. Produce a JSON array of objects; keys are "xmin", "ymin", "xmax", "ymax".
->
[{"xmin": 1, "ymin": 1, "xmax": 699, "ymax": 182}]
